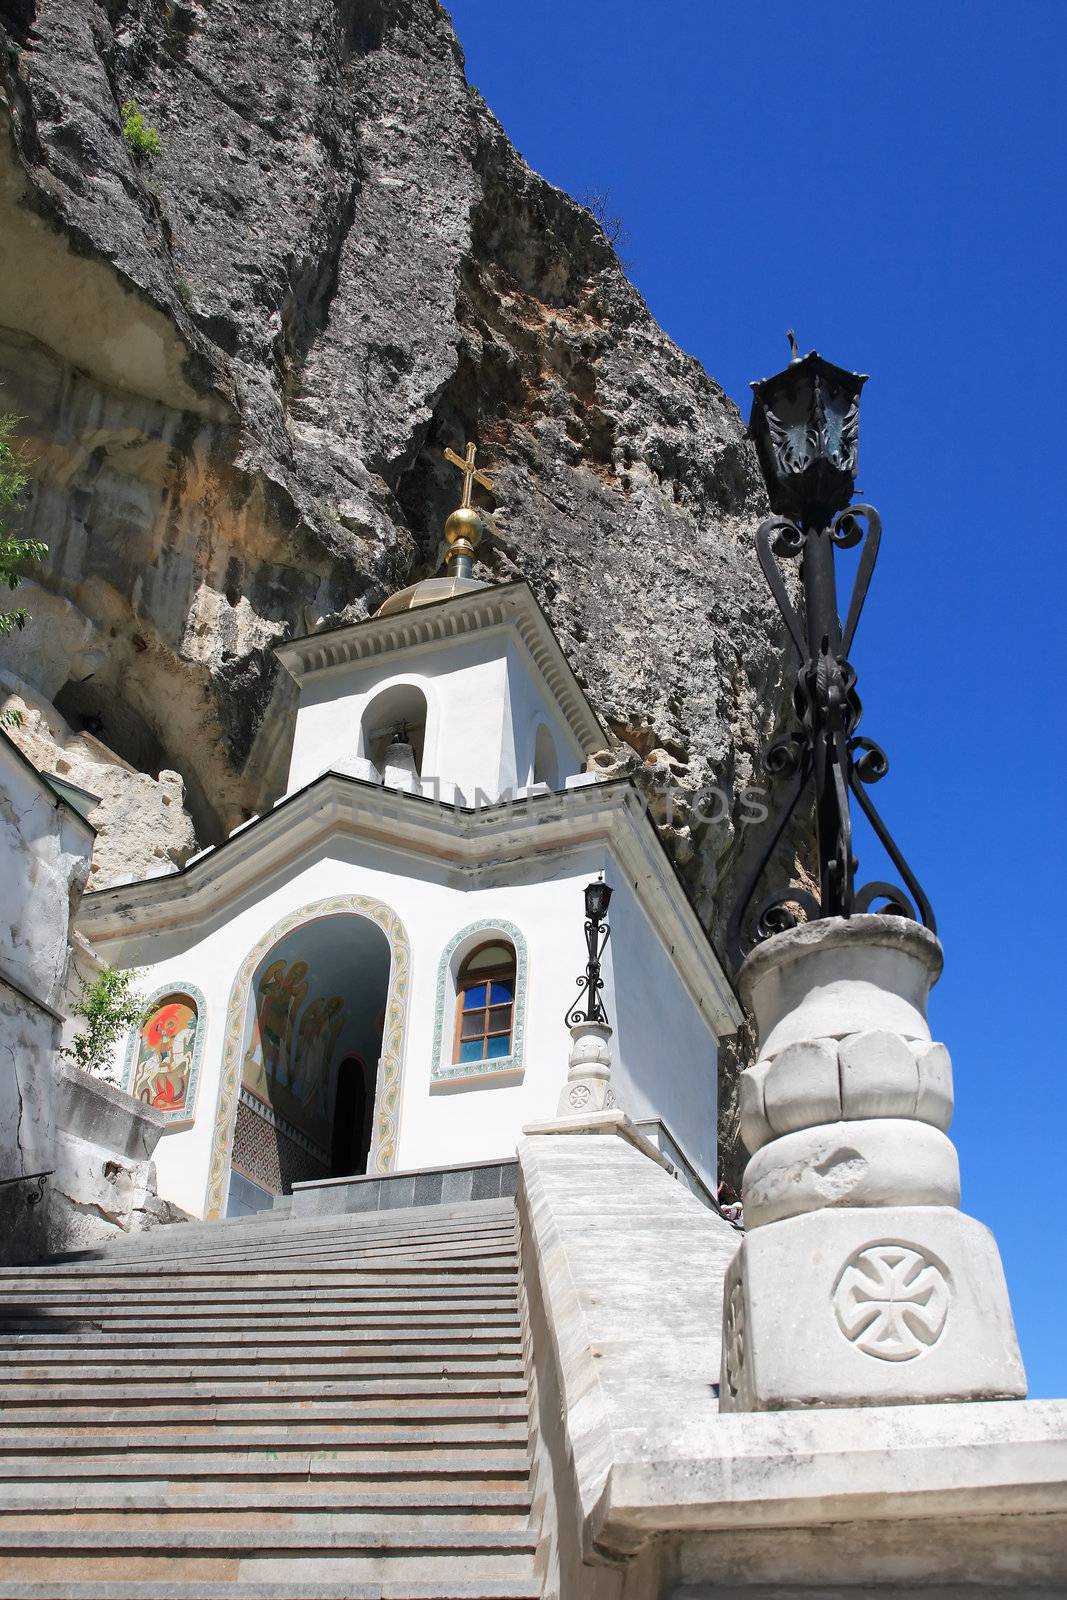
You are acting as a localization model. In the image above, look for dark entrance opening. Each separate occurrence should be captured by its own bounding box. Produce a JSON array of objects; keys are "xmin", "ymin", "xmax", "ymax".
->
[
  {"xmin": 331, "ymin": 1055, "xmax": 376, "ymax": 1178},
  {"xmin": 227, "ymin": 913, "xmax": 390, "ymax": 1217}
]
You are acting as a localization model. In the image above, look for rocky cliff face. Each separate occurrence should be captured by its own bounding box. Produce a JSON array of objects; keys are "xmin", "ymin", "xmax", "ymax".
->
[{"xmin": 0, "ymin": 0, "xmax": 785, "ymax": 970}]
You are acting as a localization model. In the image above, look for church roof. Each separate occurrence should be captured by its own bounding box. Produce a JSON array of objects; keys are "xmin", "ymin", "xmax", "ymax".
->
[
  {"xmin": 275, "ymin": 580, "xmax": 608, "ymax": 757},
  {"xmin": 373, "ymin": 574, "xmax": 488, "ymax": 616},
  {"xmin": 76, "ymin": 770, "xmax": 743, "ymax": 1039}
]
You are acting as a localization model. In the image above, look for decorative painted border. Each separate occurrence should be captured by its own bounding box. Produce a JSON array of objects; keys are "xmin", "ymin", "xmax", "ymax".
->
[
  {"xmin": 122, "ymin": 981, "xmax": 207, "ymax": 1130},
  {"xmin": 431, "ymin": 918, "xmax": 527, "ymax": 1085},
  {"xmin": 204, "ymin": 894, "xmax": 412, "ymax": 1219}
]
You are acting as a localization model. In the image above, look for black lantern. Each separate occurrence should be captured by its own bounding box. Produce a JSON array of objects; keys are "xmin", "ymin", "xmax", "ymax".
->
[
  {"xmin": 584, "ymin": 878, "xmax": 613, "ymax": 922},
  {"xmin": 565, "ymin": 877, "xmax": 613, "ymax": 1027},
  {"xmin": 726, "ymin": 337, "xmax": 935, "ymax": 968},
  {"xmin": 748, "ymin": 338, "xmax": 867, "ymax": 522}
]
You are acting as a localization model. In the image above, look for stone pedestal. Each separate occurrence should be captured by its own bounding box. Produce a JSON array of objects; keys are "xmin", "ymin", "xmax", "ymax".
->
[
  {"xmin": 720, "ymin": 915, "xmax": 1025, "ymax": 1411},
  {"xmin": 556, "ymin": 1020, "xmax": 616, "ymax": 1116}
]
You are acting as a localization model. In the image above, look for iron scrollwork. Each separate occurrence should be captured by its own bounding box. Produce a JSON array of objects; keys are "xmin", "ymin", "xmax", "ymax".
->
[
  {"xmin": 727, "ymin": 497, "xmax": 935, "ymax": 967},
  {"xmin": 0, "ymin": 1170, "xmax": 52, "ymax": 1207},
  {"xmin": 565, "ymin": 905, "xmax": 612, "ymax": 1028}
]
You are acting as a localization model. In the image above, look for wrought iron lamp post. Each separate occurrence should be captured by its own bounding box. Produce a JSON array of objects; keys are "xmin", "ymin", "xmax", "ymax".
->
[
  {"xmin": 726, "ymin": 335, "xmax": 935, "ymax": 967},
  {"xmin": 564, "ymin": 877, "xmax": 613, "ymax": 1027},
  {"xmin": 558, "ymin": 877, "xmax": 616, "ymax": 1117}
]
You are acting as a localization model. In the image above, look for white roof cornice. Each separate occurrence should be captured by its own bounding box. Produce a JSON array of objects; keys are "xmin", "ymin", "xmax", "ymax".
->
[
  {"xmin": 274, "ymin": 582, "xmax": 607, "ymax": 756},
  {"xmin": 76, "ymin": 774, "xmax": 741, "ymax": 1037}
]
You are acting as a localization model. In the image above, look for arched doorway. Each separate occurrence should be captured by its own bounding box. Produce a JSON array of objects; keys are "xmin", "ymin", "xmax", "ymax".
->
[
  {"xmin": 331, "ymin": 1055, "xmax": 376, "ymax": 1178},
  {"xmin": 225, "ymin": 913, "xmax": 391, "ymax": 1217}
]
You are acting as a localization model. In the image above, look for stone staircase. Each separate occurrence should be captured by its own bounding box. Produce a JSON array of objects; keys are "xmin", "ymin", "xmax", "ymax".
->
[{"xmin": 0, "ymin": 1196, "xmax": 542, "ymax": 1599}]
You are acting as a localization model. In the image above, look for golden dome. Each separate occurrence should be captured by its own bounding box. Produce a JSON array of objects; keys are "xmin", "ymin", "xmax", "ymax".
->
[{"xmin": 374, "ymin": 575, "xmax": 487, "ymax": 619}]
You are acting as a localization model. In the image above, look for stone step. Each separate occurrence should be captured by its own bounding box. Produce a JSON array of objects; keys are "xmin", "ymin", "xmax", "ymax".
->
[
  {"xmin": 0, "ymin": 1356, "xmax": 524, "ymax": 1382},
  {"xmin": 0, "ymin": 1526, "xmax": 539, "ymax": 1582},
  {"xmin": 0, "ymin": 1374, "xmax": 525, "ymax": 1397},
  {"xmin": 0, "ymin": 1424, "xmax": 530, "ymax": 1453},
  {"xmin": 0, "ymin": 1486, "xmax": 531, "ymax": 1516},
  {"xmin": 0, "ymin": 1459, "xmax": 531, "ymax": 1491},
  {"xmin": 0, "ymin": 1306, "xmax": 518, "ymax": 1337},
  {"xmin": 0, "ymin": 1272, "xmax": 520, "ymax": 1302},
  {"xmin": 0, "ymin": 1305, "xmax": 518, "ymax": 1329},
  {"xmin": 0, "ymin": 1334, "xmax": 524, "ymax": 1360},
  {"xmin": 0, "ymin": 1505, "xmax": 529, "ymax": 1533},
  {"xmin": 11, "ymin": 1226, "xmax": 518, "ymax": 1259},
  {"xmin": 0, "ymin": 1238, "xmax": 519, "ymax": 1279},
  {"xmin": 0, "ymin": 1369, "xmax": 524, "ymax": 1408},
  {"xmin": 0, "ymin": 1324, "xmax": 521, "ymax": 1350},
  {"xmin": 0, "ymin": 1451, "xmax": 531, "ymax": 1487},
  {"xmin": 2, "ymin": 1398, "xmax": 529, "ymax": 1428},
  {"xmin": 0, "ymin": 1198, "xmax": 537, "ymax": 1593},
  {"xmin": 0, "ymin": 1581, "xmax": 539, "ymax": 1599},
  {"xmin": 0, "ymin": 1323, "xmax": 520, "ymax": 1356},
  {"xmin": 0, "ymin": 1257, "xmax": 518, "ymax": 1292},
  {"xmin": 2, "ymin": 1388, "xmax": 527, "ymax": 1414},
  {"xmin": 0, "ymin": 1305, "xmax": 521, "ymax": 1331},
  {"xmin": 95, "ymin": 1245, "xmax": 518, "ymax": 1277},
  {"xmin": 0, "ymin": 1267, "xmax": 521, "ymax": 1292},
  {"xmin": 40, "ymin": 1201, "xmax": 516, "ymax": 1265}
]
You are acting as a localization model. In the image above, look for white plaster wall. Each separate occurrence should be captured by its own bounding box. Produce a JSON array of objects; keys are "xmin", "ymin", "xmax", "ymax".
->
[
  {"xmin": 98, "ymin": 832, "xmax": 719, "ymax": 1218},
  {"xmin": 0, "ymin": 739, "xmax": 93, "ymax": 1193},
  {"xmin": 0, "ymin": 740, "xmax": 92, "ymax": 1016},
  {"xmin": 606, "ymin": 874, "xmax": 719, "ymax": 1188},
  {"xmin": 285, "ymin": 628, "xmax": 582, "ymax": 802},
  {"xmin": 502, "ymin": 639, "xmax": 583, "ymax": 791}
]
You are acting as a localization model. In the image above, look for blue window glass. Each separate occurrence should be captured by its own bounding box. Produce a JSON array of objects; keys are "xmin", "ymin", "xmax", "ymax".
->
[{"xmin": 454, "ymin": 941, "xmax": 518, "ymax": 1066}]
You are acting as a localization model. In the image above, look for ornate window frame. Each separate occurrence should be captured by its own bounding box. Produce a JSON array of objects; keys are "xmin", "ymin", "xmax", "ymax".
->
[
  {"xmin": 122, "ymin": 981, "xmax": 207, "ymax": 1131},
  {"xmin": 431, "ymin": 919, "xmax": 528, "ymax": 1086},
  {"xmin": 204, "ymin": 894, "xmax": 412, "ymax": 1219}
]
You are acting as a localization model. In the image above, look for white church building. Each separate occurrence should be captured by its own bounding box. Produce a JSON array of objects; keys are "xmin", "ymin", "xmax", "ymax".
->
[{"xmin": 75, "ymin": 463, "xmax": 739, "ymax": 1222}]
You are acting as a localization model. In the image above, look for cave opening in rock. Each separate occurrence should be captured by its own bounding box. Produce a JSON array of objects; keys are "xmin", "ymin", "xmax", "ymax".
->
[
  {"xmin": 52, "ymin": 675, "xmax": 224, "ymax": 847},
  {"xmin": 54, "ymin": 677, "xmax": 168, "ymax": 777}
]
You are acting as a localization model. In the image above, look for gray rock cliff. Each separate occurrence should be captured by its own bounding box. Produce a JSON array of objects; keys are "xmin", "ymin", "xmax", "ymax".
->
[{"xmin": 0, "ymin": 0, "xmax": 787, "ymax": 1005}]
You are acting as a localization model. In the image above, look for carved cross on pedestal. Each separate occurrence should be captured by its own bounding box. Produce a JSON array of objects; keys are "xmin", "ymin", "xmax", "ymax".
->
[{"xmin": 443, "ymin": 441, "xmax": 493, "ymax": 508}]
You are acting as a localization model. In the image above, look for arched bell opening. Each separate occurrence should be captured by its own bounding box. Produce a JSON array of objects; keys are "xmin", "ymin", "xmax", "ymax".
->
[
  {"xmin": 358, "ymin": 682, "xmax": 429, "ymax": 778},
  {"xmin": 226, "ymin": 912, "xmax": 391, "ymax": 1217},
  {"xmin": 532, "ymin": 722, "xmax": 560, "ymax": 790}
]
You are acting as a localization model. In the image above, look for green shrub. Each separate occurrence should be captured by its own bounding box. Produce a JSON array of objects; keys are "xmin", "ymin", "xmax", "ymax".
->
[
  {"xmin": 121, "ymin": 100, "xmax": 162, "ymax": 161},
  {"xmin": 0, "ymin": 414, "xmax": 45, "ymax": 643},
  {"xmin": 63, "ymin": 967, "xmax": 148, "ymax": 1084}
]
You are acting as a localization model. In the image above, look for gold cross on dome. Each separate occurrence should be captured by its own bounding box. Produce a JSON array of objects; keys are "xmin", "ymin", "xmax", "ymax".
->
[{"xmin": 443, "ymin": 441, "xmax": 493, "ymax": 509}]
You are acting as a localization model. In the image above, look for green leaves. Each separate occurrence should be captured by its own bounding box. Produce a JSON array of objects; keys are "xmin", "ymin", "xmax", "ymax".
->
[
  {"xmin": 121, "ymin": 100, "xmax": 162, "ymax": 161},
  {"xmin": 63, "ymin": 967, "xmax": 148, "ymax": 1082},
  {"xmin": 0, "ymin": 415, "xmax": 44, "ymax": 639}
]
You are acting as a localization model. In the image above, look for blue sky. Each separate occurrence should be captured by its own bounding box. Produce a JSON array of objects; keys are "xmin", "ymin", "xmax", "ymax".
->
[{"xmin": 444, "ymin": 0, "xmax": 1067, "ymax": 1396}]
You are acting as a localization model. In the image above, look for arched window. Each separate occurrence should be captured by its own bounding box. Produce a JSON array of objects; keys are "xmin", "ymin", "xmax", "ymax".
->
[
  {"xmin": 431, "ymin": 919, "xmax": 528, "ymax": 1085},
  {"xmin": 454, "ymin": 941, "xmax": 516, "ymax": 1064},
  {"xmin": 532, "ymin": 723, "xmax": 560, "ymax": 790}
]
